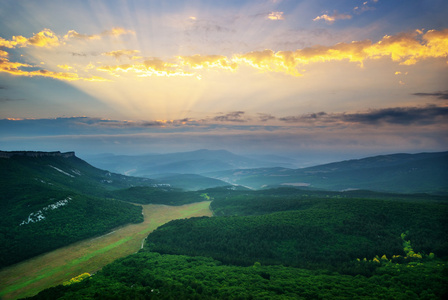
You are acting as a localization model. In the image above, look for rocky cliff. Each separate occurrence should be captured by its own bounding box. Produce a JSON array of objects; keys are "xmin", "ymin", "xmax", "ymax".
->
[{"xmin": 0, "ymin": 151, "xmax": 75, "ymax": 159}]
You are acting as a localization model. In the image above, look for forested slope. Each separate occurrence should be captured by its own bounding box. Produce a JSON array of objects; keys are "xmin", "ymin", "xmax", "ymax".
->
[
  {"xmin": 0, "ymin": 152, "xmax": 149, "ymax": 268},
  {"xmin": 148, "ymin": 197, "xmax": 448, "ymax": 270}
]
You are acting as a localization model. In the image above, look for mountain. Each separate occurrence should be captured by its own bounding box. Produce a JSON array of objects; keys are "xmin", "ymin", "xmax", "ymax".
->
[
  {"xmin": 0, "ymin": 151, "xmax": 152, "ymax": 268},
  {"xmin": 205, "ymin": 151, "xmax": 448, "ymax": 194},
  {"xmin": 82, "ymin": 149, "xmax": 298, "ymax": 176},
  {"xmin": 0, "ymin": 150, "xmax": 158, "ymax": 199}
]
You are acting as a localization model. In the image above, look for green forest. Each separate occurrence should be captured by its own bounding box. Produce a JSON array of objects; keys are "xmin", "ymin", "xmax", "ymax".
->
[
  {"xmin": 0, "ymin": 184, "xmax": 143, "ymax": 268},
  {"xmin": 0, "ymin": 154, "xmax": 149, "ymax": 268},
  {"xmin": 28, "ymin": 189, "xmax": 448, "ymax": 299}
]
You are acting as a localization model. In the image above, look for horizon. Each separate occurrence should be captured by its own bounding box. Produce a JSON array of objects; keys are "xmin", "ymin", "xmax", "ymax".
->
[{"xmin": 1, "ymin": 0, "xmax": 447, "ymax": 160}]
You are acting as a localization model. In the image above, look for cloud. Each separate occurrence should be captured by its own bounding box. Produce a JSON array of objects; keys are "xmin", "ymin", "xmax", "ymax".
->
[
  {"xmin": 63, "ymin": 30, "xmax": 101, "ymax": 41},
  {"xmin": 267, "ymin": 12, "xmax": 284, "ymax": 21},
  {"xmin": 232, "ymin": 28, "xmax": 448, "ymax": 75},
  {"xmin": 2, "ymin": 115, "xmax": 446, "ymax": 157},
  {"xmin": 279, "ymin": 105, "xmax": 448, "ymax": 126},
  {"xmin": 0, "ymin": 29, "xmax": 61, "ymax": 48},
  {"xmin": 0, "ymin": 55, "xmax": 108, "ymax": 82},
  {"xmin": 233, "ymin": 49, "xmax": 302, "ymax": 76},
  {"xmin": 0, "ymin": 27, "xmax": 134, "ymax": 50},
  {"xmin": 97, "ymin": 58, "xmax": 194, "ymax": 77},
  {"xmin": 57, "ymin": 64, "xmax": 73, "ymax": 70},
  {"xmin": 64, "ymin": 27, "xmax": 135, "ymax": 41},
  {"xmin": 102, "ymin": 50, "xmax": 141, "ymax": 59},
  {"xmin": 178, "ymin": 55, "xmax": 237, "ymax": 71},
  {"xmin": 1, "ymin": 28, "xmax": 448, "ymax": 81},
  {"xmin": 353, "ymin": 0, "xmax": 378, "ymax": 14},
  {"xmin": 313, "ymin": 11, "xmax": 352, "ymax": 24},
  {"xmin": 413, "ymin": 90, "xmax": 448, "ymax": 100},
  {"xmin": 213, "ymin": 111, "xmax": 248, "ymax": 122},
  {"xmin": 258, "ymin": 113, "xmax": 276, "ymax": 122}
]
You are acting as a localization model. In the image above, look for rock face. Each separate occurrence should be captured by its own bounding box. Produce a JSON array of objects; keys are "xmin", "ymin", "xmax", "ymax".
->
[{"xmin": 0, "ymin": 151, "xmax": 75, "ymax": 159}]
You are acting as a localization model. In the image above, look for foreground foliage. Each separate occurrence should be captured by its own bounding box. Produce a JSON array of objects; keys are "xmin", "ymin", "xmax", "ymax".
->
[
  {"xmin": 29, "ymin": 251, "xmax": 448, "ymax": 299},
  {"xmin": 27, "ymin": 191, "xmax": 448, "ymax": 299}
]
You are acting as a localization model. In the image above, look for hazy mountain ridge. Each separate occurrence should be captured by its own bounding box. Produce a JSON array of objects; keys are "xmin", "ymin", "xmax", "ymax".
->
[
  {"xmin": 82, "ymin": 149, "xmax": 298, "ymax": 177},
  {"xmin": 205, "ymin": 151, "xmax": 448, "ymax": 194}
]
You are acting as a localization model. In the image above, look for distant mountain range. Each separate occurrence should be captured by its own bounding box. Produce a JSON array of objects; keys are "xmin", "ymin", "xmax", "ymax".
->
[
  {"xmin": 82, "ymin": 149, "xmax": 298, "ymax": 177},
  {"xmin": 204, "ymin": 151, "xmax": 448, "ymax": 194}
]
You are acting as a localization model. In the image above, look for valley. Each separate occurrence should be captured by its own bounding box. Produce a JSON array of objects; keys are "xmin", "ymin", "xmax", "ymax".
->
[
  {"xmin": 0, "ymin": 201, "xmax": 212, "ymax": 300},
  {"xmin": 1, "ymin": 150, "xmax": 447, "ymax": 299}
]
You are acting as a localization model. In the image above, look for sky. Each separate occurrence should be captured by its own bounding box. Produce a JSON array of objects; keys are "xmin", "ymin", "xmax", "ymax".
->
[{"xmin": 0, "ymin": 0, "xmax": 447, "ymax": 163}]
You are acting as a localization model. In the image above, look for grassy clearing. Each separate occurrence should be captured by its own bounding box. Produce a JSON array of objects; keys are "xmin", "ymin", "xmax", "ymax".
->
[{"xmin": 0, "ymin": 201, "xmax": 212, "ymax": 300}]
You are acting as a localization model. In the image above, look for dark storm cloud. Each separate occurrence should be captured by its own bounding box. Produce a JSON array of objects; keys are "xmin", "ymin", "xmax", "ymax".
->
[
  {"xmin": 279, "ymin": 106, "xmax": 448, "ymax": 125},
  {"xmin": 412, "ymin": 90, "xmax": 448, "ymax": 100}
]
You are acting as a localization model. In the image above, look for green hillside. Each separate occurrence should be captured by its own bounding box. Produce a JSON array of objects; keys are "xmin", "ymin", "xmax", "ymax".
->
[
  {"xmin": 0, "ymin": 151, "xmax": 152, "ymax": 268},
  {"xmin": 0, "ymin": 151, "xmax": 157, "ymax": 199}
]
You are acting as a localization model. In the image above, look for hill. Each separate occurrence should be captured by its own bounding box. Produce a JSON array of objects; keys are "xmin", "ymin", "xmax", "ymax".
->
[
  {"xmin": 205, "ymin": 151, "xmax": 448, "ymax": 194},
  {"xmin": 82, "ymin": 149, "xmax": 298, "ymax": 176},
  {"xmin": 0, "ymin": 150, "xmax": 158, "ymax": 198},
  {"xmin": 0, "ymin": 151, "xmax": 157, "ymax": 268}
]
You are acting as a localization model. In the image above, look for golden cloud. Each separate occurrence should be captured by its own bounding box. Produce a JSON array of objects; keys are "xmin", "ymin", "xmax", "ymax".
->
[
  {"xmin": 1, "ymin": 28, "xmax": 447, "ymax": 81},
  {"xmin": 0, "ymin": 27, "xmax": 134, "ymax": 50},
  {"xmin": 178, "ymin": 55, "xmax": 238, "ymax": 71},
  {"xmin": 0, "ymin": 29, "xmax": 61, "ymax": 48},
  {"xmin": 103, "ymin": 27, "xmax": 135, "ymax": 37},
  {"xmin": 233, "ymin": 49, "xmax": 302, "ymax": 76},
  {"xmin": 267, "ymin": 12, "xmax": 284, "ymax": 20},
  {"xmin": 64, "ymin": 27, "xmax": 134, "ymax": 40},
  {"xmin": 0, "ymin": 36, "xmax": 27, "ymax": 48},
  {"xmin": 63, "ymin": 30, "xmax": 101, "ymax": 40},
  {"xmin": 0, "ymin": 56, "xmax": 107, "ymax": 82},
  {"xmin": 232, "ymin": 29, "xmax": 448, "ymax": 76},
  {"xmin": 27, "ymin": 29, "xmax": 61, "ymax": 47},
  {"xmin": 57, "ymin": 64, "xmax": 73, "ymax": 70},
  {"xmin": 98, "ymin": 58, "xmax": 194, "ymax": 77}
]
